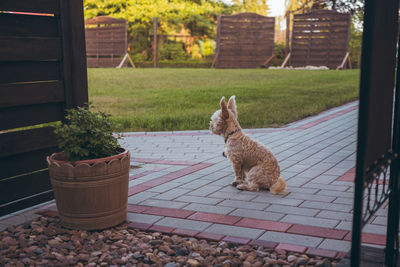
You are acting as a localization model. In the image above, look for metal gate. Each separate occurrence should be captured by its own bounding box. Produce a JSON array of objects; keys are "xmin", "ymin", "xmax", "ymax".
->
[
  {"xmin": 0, "ymin": 0, "xmax": 88, "ymax": 216},
  {"xmin": 348, "ymin": 0, "xmax": 400, "ymax": 266}
]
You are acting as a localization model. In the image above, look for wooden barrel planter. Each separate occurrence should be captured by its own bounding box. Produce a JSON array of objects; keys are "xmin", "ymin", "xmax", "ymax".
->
[{"xmin": 46, "ymin": 148, "xmax": 130, "ymax": 230}]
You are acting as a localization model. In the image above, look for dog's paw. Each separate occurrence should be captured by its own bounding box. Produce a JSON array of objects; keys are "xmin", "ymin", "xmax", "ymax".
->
[
  {"xmin": 236, "ymin": 184, "xmax": 246, "ymax": 190},
  {"xmin": 232, "ymin": 177, "xmax": 243, "ymax": 187}
]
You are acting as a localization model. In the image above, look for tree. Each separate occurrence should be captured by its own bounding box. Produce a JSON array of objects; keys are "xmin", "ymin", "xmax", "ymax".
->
[
  {"xmin": 284, "ymin": 0, "xmax": 313, "ymax": 14},
  {"xmin": 232, "ymin": 0, "xmax": 270, "ymax": 16},
  {"xmin": 285, "ymin": 0, "xmax": 363, "ymax": 15},
  {"xmin": 284, "ymin": 0, "xmax": 363, "ymax": 15},
  {"xmin": 318, "ymin": 0, "xmax": 363, "ymax": 15}
]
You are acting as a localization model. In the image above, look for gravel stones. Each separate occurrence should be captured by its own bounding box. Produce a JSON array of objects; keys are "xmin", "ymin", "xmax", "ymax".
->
[{"xmin": 0, "ymin": 215, "xmax": 339, "ymax": 266}]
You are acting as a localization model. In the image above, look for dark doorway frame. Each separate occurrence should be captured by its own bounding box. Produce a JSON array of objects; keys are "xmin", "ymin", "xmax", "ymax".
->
[{"xmin": 347, "ymin": 0, "xmax": 400, "ymax": 266}]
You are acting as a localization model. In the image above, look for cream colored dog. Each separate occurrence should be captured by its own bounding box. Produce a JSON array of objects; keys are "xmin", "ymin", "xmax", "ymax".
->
[{"xmin": 210, "ymin": 96, "xmax": 287, "ymax": 194}]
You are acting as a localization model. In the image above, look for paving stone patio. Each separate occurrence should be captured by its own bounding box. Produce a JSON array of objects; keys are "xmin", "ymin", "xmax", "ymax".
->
[{"xmin": 0, "ymin": 100, "xmax": 390, "ymax": 259}]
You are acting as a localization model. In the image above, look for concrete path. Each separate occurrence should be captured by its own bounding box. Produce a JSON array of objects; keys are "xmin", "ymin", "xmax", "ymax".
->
[{"xmin": 0, "ymin": 101, "xmax": 389, "ymax": 259}]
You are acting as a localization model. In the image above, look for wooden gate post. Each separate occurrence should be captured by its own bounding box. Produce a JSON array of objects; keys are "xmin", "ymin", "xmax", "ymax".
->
[
  {"xmin": 153, "ymin": 17, "xmax": 158, "ymax": 68},
  {"xmin": 285, "ymin": 11, "xmax": 290, "ymax": 57},
  {"xmin": 60, "ymin": 0, "xmax": 88, "ymax": 109}
]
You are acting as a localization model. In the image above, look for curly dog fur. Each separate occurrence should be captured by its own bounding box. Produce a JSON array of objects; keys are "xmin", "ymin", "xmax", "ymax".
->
[{"xmin": 209, "ymin": 96, "xmax": 287, "ymax": 194}]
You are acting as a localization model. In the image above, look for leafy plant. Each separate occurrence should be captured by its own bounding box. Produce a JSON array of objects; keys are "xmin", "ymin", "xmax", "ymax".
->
[
  {"xmin": 54, "ymin": 105, "xmax": 121, "ymax": 163},
  {"xmin": 159, "ymin": 42, "xmax": 187, "ymax": 60}
]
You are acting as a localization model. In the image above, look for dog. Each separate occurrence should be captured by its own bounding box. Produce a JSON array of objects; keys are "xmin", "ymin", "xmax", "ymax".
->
[{"xmin": 209, "ymin": 96, "xmax": 287, "ymax": 194}]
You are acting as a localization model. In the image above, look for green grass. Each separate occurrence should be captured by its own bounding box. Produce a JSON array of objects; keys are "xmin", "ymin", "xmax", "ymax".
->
[{"xmin": 88, "ymin": 68, "xmax": 360, "ymax": 132}]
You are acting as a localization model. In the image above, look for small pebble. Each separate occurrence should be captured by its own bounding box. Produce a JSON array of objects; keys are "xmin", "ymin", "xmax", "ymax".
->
[
  {"xmin": 187, "ymin": 258, "xmax": 201, "ymax": 266},
  {"xmin": 287, "ymin": 254, "xmax": 297, "ymax": 262}
]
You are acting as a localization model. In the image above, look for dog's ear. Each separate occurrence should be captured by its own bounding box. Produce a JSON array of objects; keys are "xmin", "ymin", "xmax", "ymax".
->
[
  {"xmin": 220, "ymin": 96, "xmax": 229, "ymax": 119},
  {"xmin": 227, "ymin": 95, "xmax": 237, "ymax": 117}
]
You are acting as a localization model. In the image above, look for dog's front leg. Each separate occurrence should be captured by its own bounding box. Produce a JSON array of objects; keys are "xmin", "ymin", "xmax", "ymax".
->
[{"xmin": 231, "ymin": 161, "xmax": 244, "ymax": 186}]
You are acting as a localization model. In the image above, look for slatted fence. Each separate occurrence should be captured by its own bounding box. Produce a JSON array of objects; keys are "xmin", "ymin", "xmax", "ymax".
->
[
  {"xmin": 85, "ymin": 16, "xmax": 127, "ymax": 68},
  {"xmin": 213, "ymin": 13, "xmax": 275, "ymax": 68},
  {"xmin": 290, "ymin": 10, "xmax": 351, "ymax": 69},
  {"xmin": 0, "ymin": 0, "xmax": 88, "ymax": 216}
]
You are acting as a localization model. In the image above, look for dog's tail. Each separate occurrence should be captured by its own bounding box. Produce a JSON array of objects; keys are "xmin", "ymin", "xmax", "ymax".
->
[{"xmin": 270, "ymin": 177, "xmax": 287, "ymax": 195}]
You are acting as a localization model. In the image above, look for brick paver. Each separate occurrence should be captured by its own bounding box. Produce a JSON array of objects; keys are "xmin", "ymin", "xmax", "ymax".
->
[
  {"xmin": 204, "ymin": 224, "xmax": 264, "ymax": 239},
  {"xmin": 1, "ymin": 101, "xmax": 391, "ymax": 255}
]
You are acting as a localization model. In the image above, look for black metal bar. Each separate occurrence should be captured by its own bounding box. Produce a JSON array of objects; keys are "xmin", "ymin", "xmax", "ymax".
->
[
  {"xmin": 350, "ymin": 0, "xmax": 375, "ymax": 265},
  {"xmin": 361, "ymin": 155, "xmax": 392, "ymax": 226},
  {"xmin": 385, "ymin": 26, "xmax": 400, "ymax": 266}
]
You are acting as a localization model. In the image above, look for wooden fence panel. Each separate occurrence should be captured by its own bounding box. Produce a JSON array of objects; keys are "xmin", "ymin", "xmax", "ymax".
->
[
  {"xmin": 290, "ymin": 10, "xmax": 351, "ymax": 69},
  {"xmin": 0, "ymin": 171, "xmax": 53, "ymax": 210},
  {"xmin": 85, "ymin": 16, "xmax": 127, "ymax": 67},
  {"xmin": 0, "ymin": 127, "xmax": 58, "ymax": 179},
  {"xmin": 0, "ymin": 81, "xmax": 64, "ymax": 108},
  {"xmin": 0, "ymin": 61, "xmax": 60, "ymax": 84},
  {"xmin": 0, "ymin": 37, "xmax": 62, "ymax": 61},
  {"xmin": 0, "ymin": 13, "xmax": 59, "ymax": 36},
  {"xmin": 0, "ymin": 0, "xmax": 60, "ymax": 14},
  {"xmin": 0, "ymin": 103, "xmax": 64, "ymax": 131},
  {"xmin": 0, "ymin": 0, "xmax": 88, "ymax": 216},
  {"xmin": 214, "ymin": 12, "xmax": 275, "ymax": 68}
]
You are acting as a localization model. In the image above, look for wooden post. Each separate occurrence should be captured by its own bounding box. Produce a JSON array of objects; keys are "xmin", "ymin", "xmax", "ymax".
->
[
  {"xmin": 285, "ymin": 12, "xmax": 290, "ymax": 57},
  {"xmin": 336, "ymin": 52, "xmax": 349, "ymax": 70},
  {"xmin": 60, "ymin": 0, "xmax": 88, "ymax": 109},
  {"xmin": 281, "ymin": 52, "xmax": 291, "ymax": 68},
  {"xmin": 211, "ymin": 15, "xmax": 221, "ymax": 68},
  {"xmin": 153, "ymin": 17, "xmax": 158, "ymax": 68}
]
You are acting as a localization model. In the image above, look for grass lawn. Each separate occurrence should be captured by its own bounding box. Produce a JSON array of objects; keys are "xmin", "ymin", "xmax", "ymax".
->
[{"xmin": 88, "ymin": 68, "xmax": 360, "ymax": 132}]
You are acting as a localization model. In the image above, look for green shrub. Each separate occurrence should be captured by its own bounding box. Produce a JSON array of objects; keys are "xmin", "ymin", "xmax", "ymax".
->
[
  {"xmin": 199, "ymin": 39, "xmax": 216, "ymax": 58},
  {"xmin": 272, "ymin": 42, "xmax": 286, "ymax": 66},
  {"xmin": 54, "ymin": 105, "xmax": 120, "ymax": 163},
  {"xmin": 159, "ymin": 43, "xmax": 188, "ymax": 60},
  {"xmin": 132, "ymin": 52, "xmax": 147, "ymax": 65}
]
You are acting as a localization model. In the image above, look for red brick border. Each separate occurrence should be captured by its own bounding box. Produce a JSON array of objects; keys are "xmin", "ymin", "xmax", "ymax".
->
[
  {"xmin": 307, "ymin": 247, "xmax": 338, "ymax": 258},
  {"xmin": 287, "ymin": 224, "xmax": 348, "ymax": 239},
  {"xmin": 145, "ymin": 207, "xmax": 195, "ymax": 219},
  {"xmin": 223, "ymin": 236, "xmax": 250, "ymax": 245},
  {"xmin": 196, "ymin": 232, "xmax": 224, "ymax": 241},
  {"xmin": 344, "ymin": 232, "xmax": 386, "ymax": 246},
  {"xmin": 148, "ymin": 225, "xmax": 175, "ymax": 234},
  {"xmin": 337, "ymin": 167, "xmax": 389, "ymax": 185},
  {"xmin": 188, "ymin": 212, "xmax": 241, "ymax": 225},
  {"xmin": 275, "ymin": 243, "xmax": 307, "ymax": 254},
  {"xmin": 172, "ymin": 228, "xmax": 199, "ymax": 237},
  {"xmin": 248, "ymin": 239, "xmax": 278, "ymax": 249},
  {"xmin": 337, "ymin": 168, "xmax": 355, "ymax": 182},
  {"xmin": 235, "ymin": 217, "xmax": 292, "ymax": 232}
]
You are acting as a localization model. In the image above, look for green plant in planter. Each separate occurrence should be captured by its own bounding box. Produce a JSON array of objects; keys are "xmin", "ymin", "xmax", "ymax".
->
[
  {"xmin": 48, "ymin": 105, "xmax": 129, "ymax": 230},
  {"xmin": 54, "ymin": 105, "xmax": 121, "ymax": 163}
]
